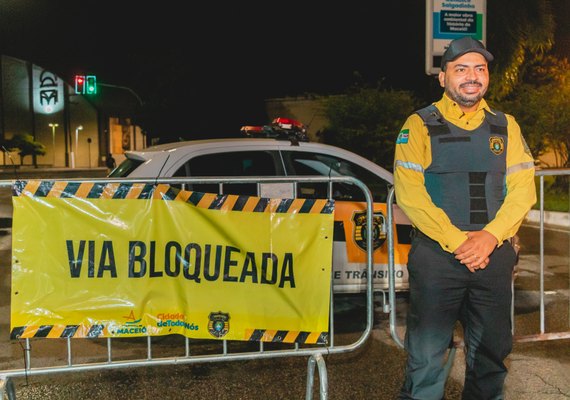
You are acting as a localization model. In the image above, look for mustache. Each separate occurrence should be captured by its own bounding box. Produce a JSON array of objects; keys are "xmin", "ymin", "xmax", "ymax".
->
[{"xmin": 460, "ymin": 80, "xmax": 482, "ymax": 88}]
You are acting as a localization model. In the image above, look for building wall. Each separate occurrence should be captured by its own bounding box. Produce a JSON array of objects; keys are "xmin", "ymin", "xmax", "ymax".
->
[
  {"xmin": 0, "ymin": 55, "xmax": 145, "ymax": 168},
  {"xmin": 0, "ymin": 55, "xmax": 90, "ymax": 167},
  {"xmin": 2, "ymin": 57, "xmax": 32, "ymax": 143},
  {"xmin": 32, "ymin": 63, "xmax": 66, "ymax": 166},
  {"xmin": 67, "ymin": 94, "xmax": 99, "ymax": 168},
  {"xmin": 109, "ymin": 117, "xmax": 146, "ymax": 165}
]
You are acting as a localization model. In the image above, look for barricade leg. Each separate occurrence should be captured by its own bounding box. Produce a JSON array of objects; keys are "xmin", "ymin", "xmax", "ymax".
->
[
  {"xmin": 305, "ymin": 353, "xmax": 328, "ymax": 400},
  {"xmin": 0, "ymin": 376, "xmax": 16, "ymax": 400}
]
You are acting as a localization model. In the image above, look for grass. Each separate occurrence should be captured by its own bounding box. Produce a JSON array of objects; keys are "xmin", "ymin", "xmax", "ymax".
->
[{"xmin": 533, "ymin": 178, "xmax": 570, "ymax": 212}]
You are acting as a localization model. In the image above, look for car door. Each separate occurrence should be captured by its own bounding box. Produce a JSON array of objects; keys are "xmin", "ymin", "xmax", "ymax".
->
[{"xmin": 280, "ymin": 150, "xmax": 411, "ymax": 294}]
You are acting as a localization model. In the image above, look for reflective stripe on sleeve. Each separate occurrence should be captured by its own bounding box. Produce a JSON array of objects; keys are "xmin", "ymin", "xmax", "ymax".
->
[
  {"xmin": 395, "ymin": 159, "xmax": 424, "ymax": 173},
  {"xmin": 506, "ymin": 161, "xmax": 535, "ymax": 175}
]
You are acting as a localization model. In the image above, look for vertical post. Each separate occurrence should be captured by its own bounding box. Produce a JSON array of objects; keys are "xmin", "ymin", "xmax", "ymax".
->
[
  {"xmin": 540, "ymin": 175, "xmax": 545, "ymax": 334},
  {"xmin": 49, "ymin": 123, "xmax": 58, "ymax": 166},
  {"xmin": 0, "ymin": 376, "xmax": 16, "ymax": 400},
  {"xmin": 306, "ymin": 353, "xmax": 328, "ymax": 400},
  {"xmin": 27, "ymin": 61, "xmax": 37, "ymax": 167},
  {"xmin": 63, "ymin": 84, "xmax": 71, "ymax": 167},
  {"xmin": 87, "ymin": 137, "xmax": 92, "ymax": 168},
  {"xmin": 72, "ymin": 125, "xmax": 83, "ymax": 168}
]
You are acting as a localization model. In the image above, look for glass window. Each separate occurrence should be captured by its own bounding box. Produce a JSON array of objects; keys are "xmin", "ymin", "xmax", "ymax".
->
[
  {"xmin": 282, "ymin": 151, "xmax": 389, "ymax": 202},
  {"xmin": 108, "ymin": 158, "xmax": 144, "ymax": 177},
  {"xmin": 173, "ymin": 151, "xmax": 279, "ymax": 196}
]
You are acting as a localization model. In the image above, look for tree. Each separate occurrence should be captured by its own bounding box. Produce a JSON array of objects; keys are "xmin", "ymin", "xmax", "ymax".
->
[
  {"xmin": 319, "ymin": 87, "xmax": 419, "ymax": 171},
  {"xmin": 496, "ymin": 56, "xmax": 570, "ymax": 166},
  {"xmin": 8, "ymin": 134, "xmax": 46, "ymax": 166},
  {"xmin": 487, "ymin": 0, "xmax": 556, "ymax": 100},
  {"xmin": 0, "ymin": 136, "xmax": 18, "ymax": 167}
]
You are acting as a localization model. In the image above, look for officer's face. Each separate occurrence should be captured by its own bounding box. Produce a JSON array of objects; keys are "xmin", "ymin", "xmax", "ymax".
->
[{"xmin": 438, "ymin": 52, "xmax": 489, "ymax": 112}]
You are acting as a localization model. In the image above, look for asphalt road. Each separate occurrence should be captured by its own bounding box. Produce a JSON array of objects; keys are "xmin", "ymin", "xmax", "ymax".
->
[
  {"xmin": 0, "ymin": 174, "xmax": 569, "ymax": 399},
  {"xmin": 1, "ymin": 298, "xmax": 569, "ymax": 400}
]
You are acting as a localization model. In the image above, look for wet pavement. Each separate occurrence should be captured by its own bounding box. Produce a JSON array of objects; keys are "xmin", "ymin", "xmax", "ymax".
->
[{"xmin": 3, "ymin": 311, "xmax": 569, "ymax": 400}]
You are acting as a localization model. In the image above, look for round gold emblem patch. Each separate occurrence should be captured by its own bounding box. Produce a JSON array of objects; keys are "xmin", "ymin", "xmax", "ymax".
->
[{"xmin": 489, "ymin": 136, "xmax": 504, "ymax": 155}]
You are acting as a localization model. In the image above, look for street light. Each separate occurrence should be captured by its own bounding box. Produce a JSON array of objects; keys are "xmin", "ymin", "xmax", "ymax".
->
[
  {"xmin": 48, "ymin": 123, "xmax": 58, "ymax": 166},
  {"xmin": 72, "ymin": 125, "xmax": 83, "ymax": 168}
]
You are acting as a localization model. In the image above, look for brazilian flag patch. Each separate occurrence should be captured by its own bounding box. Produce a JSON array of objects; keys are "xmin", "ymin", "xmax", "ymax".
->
[{"xmin": 396, "ymin": 129, "xmax": 409, "ymax": 144}]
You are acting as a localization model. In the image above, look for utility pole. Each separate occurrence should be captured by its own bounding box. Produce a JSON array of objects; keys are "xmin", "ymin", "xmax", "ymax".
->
[{"xmin": 98, "ymin": 82, "xmax": 144, "ymax": 158}]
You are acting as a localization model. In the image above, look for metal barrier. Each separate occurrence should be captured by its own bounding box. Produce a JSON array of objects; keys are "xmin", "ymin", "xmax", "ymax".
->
[
  {"xmin": 514, "ymin": 168, "xmax": 570, "ymax": 342},
  {"xmin": 0, "ymin": 175, "xmax": 376, "ymax": 400},
  {"xmin": 386, "ymin": 168, "xmax": 570, "ymax": 348}
]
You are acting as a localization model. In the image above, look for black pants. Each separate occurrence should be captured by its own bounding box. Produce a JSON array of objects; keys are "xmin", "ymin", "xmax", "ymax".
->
[{"xmin": 398, "ymin": 232, "xmax": 517, "ymax": 400}]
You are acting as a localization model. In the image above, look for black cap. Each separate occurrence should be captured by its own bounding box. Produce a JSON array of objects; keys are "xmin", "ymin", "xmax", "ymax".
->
[{"xmin": 441, "ymin": 36, "xmax": 494, "ymax": 70}]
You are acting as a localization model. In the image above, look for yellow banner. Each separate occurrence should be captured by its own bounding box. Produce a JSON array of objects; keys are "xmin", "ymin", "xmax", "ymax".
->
[{"xmin": 11, "ymin": 181, "xmax": 334, "ymax": 344}]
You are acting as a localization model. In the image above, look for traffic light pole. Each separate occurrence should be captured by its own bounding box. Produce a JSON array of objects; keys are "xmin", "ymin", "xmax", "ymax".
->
[
  {"xmin": 98, "ymin": 82, "xmax": 144, "ymax": 163},
  {"xmin": 98, "ymin": 83, "xmax": 143, "ymax": 107},
  {"xmin": 68, "ymin": 78, "xmax": 144, "ymax": 167}
]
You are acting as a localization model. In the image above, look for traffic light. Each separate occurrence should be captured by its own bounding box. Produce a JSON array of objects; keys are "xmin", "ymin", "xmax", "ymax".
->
[
  {"xmin": 74, "ymin": 75, "xmax": 97, "ymax": 94},
  {"xmin": 74, "ymin": 75, "xmax": 85, "ymax": 94},
  {"xmin": 85, "ymin": 75, "xmax": 97, "ymax": 94}
]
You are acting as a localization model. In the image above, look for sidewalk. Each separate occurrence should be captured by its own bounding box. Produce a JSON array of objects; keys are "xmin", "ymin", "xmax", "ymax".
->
[{"xmin": 0, "ymin": 166, "xmax": 108, "ymax": 180}]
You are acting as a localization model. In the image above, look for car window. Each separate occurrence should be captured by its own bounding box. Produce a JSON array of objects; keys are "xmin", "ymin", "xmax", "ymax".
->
[
  {"xmin": 173, "ymin": 150, "xmax": 279, "ymax": 196},
  {"xmin": 282, "ymin": 151, "xmax": 389, "ymax": 202},
  {"xmin": 109, "ymin": 158, "xmax": 144, "ymax": 177}
]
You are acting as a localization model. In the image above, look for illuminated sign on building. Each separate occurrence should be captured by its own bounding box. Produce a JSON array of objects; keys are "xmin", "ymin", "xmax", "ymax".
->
[{"xmin": 33, "ymin": 67, "xmax": 64, "ymax": 115}]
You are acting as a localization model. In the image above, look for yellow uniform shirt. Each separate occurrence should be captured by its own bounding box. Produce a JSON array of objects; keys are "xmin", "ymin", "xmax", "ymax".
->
[{"xmin": 394, "ymin": 94, "xmax": 537, "ymax": 253}]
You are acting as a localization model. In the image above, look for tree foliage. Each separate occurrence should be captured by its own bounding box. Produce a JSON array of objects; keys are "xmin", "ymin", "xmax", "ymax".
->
[
  {"xmin": 487, "ymin": 0, "xmax": 556, "ymax": 100},
  {"xmin": 319, "ymin": 87, "xmax": 419, "ymax": 171},
  {"xmin": 495, "ymin": 56, "xmax": 570, "ymax": 169},
  {"xmin": 7, "ymin": 134, "xmax": 46, "ymax": 166},
  {"xmin": 486, "ymin": 0, "xmax": 570, "ymax": 189}
]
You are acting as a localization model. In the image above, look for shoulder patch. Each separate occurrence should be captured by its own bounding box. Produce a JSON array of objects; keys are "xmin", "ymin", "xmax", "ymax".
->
[{"xmin": 396, "ymin": 129, "xmax": 409, "ymax": 144}]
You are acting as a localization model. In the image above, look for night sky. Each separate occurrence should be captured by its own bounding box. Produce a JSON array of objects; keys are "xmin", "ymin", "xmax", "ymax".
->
[{"xmin": 0, "ymin": 1, "xmax": 445, "ymax": 141}]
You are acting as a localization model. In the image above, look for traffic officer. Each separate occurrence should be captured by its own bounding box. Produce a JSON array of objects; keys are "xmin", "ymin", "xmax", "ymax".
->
[{"xmin": 393, "ymin": 36, "xmax": 537, "ymax": 399}]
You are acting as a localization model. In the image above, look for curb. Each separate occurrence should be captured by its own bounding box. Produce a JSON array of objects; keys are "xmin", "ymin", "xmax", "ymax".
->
[{"xmin": 524, "ymin": 209, "xmax": 570, "ymax": 229}]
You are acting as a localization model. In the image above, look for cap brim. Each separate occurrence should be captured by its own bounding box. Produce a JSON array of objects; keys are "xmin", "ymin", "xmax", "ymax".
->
[{"xmin": 441, "ymin": 48, "xmax": 494, "ymax": 70}]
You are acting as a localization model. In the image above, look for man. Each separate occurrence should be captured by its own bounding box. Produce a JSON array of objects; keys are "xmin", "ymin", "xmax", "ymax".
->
[
  {"xmin": 105, "ymin": 153, "xmax": 116, "ymax": 172},
  {"xmin": 393, "ymin": 36, "xmax": 536, "ymax": 399}
]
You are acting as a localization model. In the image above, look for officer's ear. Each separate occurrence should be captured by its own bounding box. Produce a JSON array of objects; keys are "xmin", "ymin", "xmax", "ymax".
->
[{"xmin": 438, "ymin": 71, "xmax": 445, "ymax": 88}]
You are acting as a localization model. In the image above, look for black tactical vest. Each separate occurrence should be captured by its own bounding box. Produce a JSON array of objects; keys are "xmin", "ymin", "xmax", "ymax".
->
[{"xmin": 416, "ymin": 104, "xmax": 508, "ymax": 230}]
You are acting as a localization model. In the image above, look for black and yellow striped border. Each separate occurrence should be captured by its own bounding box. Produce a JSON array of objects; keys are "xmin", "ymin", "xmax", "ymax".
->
[
  {"xmin": 13, "ymin": 180, "xmax": 335, "ymax": 214},
  {"xmin": 11, "ymin": 324, "xmax": 105, "ymax": 339},
  {"xmin": 10, "ymin": 325, "xmax": 329, "ymax": 343},
  {"xmin": 245, "ymin": 329, "xmax": 328, "ymax": 345}
]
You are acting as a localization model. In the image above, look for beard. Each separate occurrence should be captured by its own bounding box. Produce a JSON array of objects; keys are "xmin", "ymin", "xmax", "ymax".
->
[{"xmin": 446, "ymin": 80, "xmax": 487, "ymax": 108}]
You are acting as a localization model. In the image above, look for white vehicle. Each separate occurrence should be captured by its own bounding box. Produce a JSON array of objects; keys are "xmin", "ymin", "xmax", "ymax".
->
[{"xmin": 110, "ymin": 130, "xmax": 412, "ymax": 294}]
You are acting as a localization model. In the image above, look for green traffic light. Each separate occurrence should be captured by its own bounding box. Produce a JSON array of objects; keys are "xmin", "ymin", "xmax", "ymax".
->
[{"xmin": 86, "ymin": 75, "xmax": 97, "ymax": 94}]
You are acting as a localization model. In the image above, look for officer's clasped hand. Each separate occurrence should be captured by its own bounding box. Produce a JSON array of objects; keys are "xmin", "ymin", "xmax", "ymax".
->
[{"xmin": 454, "ymin": 230, "xmax": 499, "ymax": 272}]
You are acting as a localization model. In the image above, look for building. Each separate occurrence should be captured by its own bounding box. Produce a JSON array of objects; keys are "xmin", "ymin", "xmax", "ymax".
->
[{"xmin": 0, "ymin": 55, "xmax": 145, "ymax": 169}]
